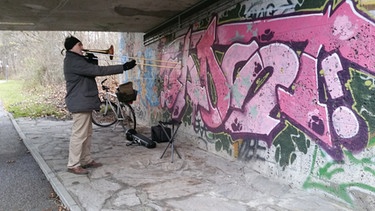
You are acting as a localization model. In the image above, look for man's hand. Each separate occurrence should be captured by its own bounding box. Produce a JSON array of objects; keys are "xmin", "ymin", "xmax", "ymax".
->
[
  {"xmin": 123, "ymin": 60, "xmax": 136, "ymax": 70},
  {"xmin": 85, "ymin": 53, "xmax": 98, "ymax": 65}
]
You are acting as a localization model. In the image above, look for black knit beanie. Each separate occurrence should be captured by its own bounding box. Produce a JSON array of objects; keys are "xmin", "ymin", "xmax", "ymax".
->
[{"xmin": 64, "ymin": 36, "xmax": 81, "ymax": 50}]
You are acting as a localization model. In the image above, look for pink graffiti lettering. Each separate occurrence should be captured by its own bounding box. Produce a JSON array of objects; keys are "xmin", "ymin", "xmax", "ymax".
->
[
  {"xmin": 225, "ymin": 42, "xmax": 299, "ymax": 136},
  {"xmin": 160, "ymin": 1, "xmax": 369, "ymax": 159},
  {"xmin": 278, "ymin": 53, "xmax": 332, "ymax": 145},
  {"xmin": 321, "ymin": 53, "xmax": 344, "ymax": 99}
]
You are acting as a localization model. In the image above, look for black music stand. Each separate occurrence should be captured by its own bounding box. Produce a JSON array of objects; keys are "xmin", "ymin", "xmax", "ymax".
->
[{"xmin": 159, "ymin": 120, "xmax": 182, "ymax": 163}]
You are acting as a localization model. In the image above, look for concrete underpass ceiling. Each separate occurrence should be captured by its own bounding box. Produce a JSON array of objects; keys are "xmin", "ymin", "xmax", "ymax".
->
[{"xmin": 0, "ymin": 0, "xmax": 207, "ymax": 33}]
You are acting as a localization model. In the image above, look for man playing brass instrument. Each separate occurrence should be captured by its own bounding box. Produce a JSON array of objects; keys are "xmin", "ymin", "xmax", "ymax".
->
[{"xmin": 63, "ymin": 35, "xmax": 136, "ymax": 174}]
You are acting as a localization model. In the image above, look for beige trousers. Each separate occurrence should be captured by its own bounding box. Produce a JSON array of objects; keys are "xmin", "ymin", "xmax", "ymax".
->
[{"xmin": 67, "ymin": 112, "xmax": 93, "ymax": 168}]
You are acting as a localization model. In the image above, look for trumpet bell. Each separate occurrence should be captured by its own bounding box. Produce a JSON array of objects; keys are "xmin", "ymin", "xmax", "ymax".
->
[{"xmin": 109, "ymin": 45, "xmax": 114, "ymax": 60}]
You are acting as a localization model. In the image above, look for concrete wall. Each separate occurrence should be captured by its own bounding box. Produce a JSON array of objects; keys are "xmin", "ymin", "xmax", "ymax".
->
[{"xmin": 120, "ymin": 0, "xmax": 375, "ymax": 206}]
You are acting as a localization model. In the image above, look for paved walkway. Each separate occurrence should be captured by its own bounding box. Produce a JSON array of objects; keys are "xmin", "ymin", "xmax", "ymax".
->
[
  {"xmin": 11, "ymin": 116, "xmax": 356, "ymax": 211},
  {"xmin": 0, "ymin": 106, "xmax": 58, "ymax": 210}
]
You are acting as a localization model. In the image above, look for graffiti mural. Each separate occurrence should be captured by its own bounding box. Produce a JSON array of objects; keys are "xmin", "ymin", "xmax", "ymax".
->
[
  {"xmin": 154, "ymin": 0, "xmax": 375, "ymax": 204},
  {"xmin": 160, "ymin": 0, "xmax": 372, "ymax": 159}
]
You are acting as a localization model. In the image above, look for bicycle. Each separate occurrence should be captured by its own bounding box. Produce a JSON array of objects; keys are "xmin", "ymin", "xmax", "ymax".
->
[{"xmin": 92, "ymin": 79, "xmax": 136, "ymax": 131}]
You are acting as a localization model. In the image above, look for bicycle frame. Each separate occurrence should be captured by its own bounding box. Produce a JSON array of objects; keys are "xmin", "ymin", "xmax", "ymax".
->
[
  {"xmin": 93, "ymin": 79, "xmax": 153, "ymax": 148},
  {"xmin": 102, "ymin": 92, "xmax": 125, "ymax": 121},
  {"xmin": 92, "ymin": 78, "xmax": 136, "ymax": 130}
]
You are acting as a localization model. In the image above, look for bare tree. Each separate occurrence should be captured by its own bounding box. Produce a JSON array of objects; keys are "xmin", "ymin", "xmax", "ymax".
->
[{"xmin": 0, "ymin": 31, "xmax": 121, "ymax": 85}]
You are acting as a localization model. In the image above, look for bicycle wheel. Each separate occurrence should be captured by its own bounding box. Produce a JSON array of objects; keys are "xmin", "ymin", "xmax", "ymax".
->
[
  {"xmin": 92, "ymin": 101, "xmax": 118, "ymax": 127},
  {"xmin": 120, "ymin": 103, "xmax": 136, "ymax": 130}
]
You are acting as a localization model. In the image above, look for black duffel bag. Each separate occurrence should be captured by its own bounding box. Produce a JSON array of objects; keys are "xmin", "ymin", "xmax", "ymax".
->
[{"xmin": 151, "ymin": 125, "xmax": 171, "ymax": 143}]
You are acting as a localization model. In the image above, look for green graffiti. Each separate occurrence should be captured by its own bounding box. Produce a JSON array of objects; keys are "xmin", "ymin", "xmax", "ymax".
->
[
  {"xmin": 214, "ymin": 133, "xmax": 233, "ymax": 155},
  {"xmin": 347, "ymin": 68, "xmax": 375, "ymax": 146},
  {"xmin": 214, "ymin": 50, "xmax": 224, "ymax": 66},
  {"xmin": 318, "ymin": 162, "xmax": 344, "ymax": 180},
  {"xmin": 294, "ymin": 0, "xmax": 346, "ymax": 13},
  {"xmin": 364, "ymin": 166, "xmax": 375, "ymax": 176},
  {"xmin": 192, "ymin": 115, "xmax": 215, "ymax": 141},
  {"xmin": 215, "ymin": 140, "xmax": 223, "ymax": 151},
  {"xmin": 182, "ymin": 98, "xmax": 193, "ymax": 127},
  {"xmin": 303, "ymin": 176, "xmax": 375, "ymax": 205},
  {"xmin": 295, "ymin": 0, "xmax": 329, "ymax": 11},
  {"xmin": 273, "ymin": 121, "xmax": 310, "ymax": 170},
  {"xmin": 188, "ymin": 104, "xmax": 233, "ymax": 155},
  {"xmin": 344, "ymin": 150, "xmax": 373, "ymax": 164},
  {"xmin": 197, "ymin": 17, "xmax": 211, "ymax": 31},
  {"xmin": 276, "ymin": 66, "xmax": 375, "ymax": 203},
  {"xmin": 160, "ymin": 109, "xmax": 171, "ymax": 123},
  {"xmin": 191, "ymin": 115, "xmax": 233, "ymax": 155},
  {"xmin": 219, "ymin": 3, "xmax": 246, "ymax": 23},
  {"xmin": 304, "ymin": 146, "xmax": 375, "ymax": 204}
]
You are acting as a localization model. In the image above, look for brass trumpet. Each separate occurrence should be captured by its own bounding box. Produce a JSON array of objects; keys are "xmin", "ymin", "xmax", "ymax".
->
[{"xmin": 83, "ymin": 45, "xmax": 114, "ymax": 60}]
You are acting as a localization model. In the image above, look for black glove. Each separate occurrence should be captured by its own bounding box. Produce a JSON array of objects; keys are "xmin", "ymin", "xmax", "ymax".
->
[
  {"xmin": 85, "ymin": 53, "xmax": 98, "ymax": 65},
  {"xmin": 123, "ymin": 60, "xmax": 136, "ymax": 70}
]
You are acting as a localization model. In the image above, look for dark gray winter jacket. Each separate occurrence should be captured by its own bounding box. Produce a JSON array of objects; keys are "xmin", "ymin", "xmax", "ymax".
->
[{"xmin": 63, "ymin": 51, "xmax": 123, "ymax": 113}]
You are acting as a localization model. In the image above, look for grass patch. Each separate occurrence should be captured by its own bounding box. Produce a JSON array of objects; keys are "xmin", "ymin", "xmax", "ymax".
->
[
  {"xmin": 0, "ymin": 80, "xmax": 65, "ymax": 118},
  {"xmin": 0, "ymin": 80, "xmax": 25, "ymax": 108}
]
